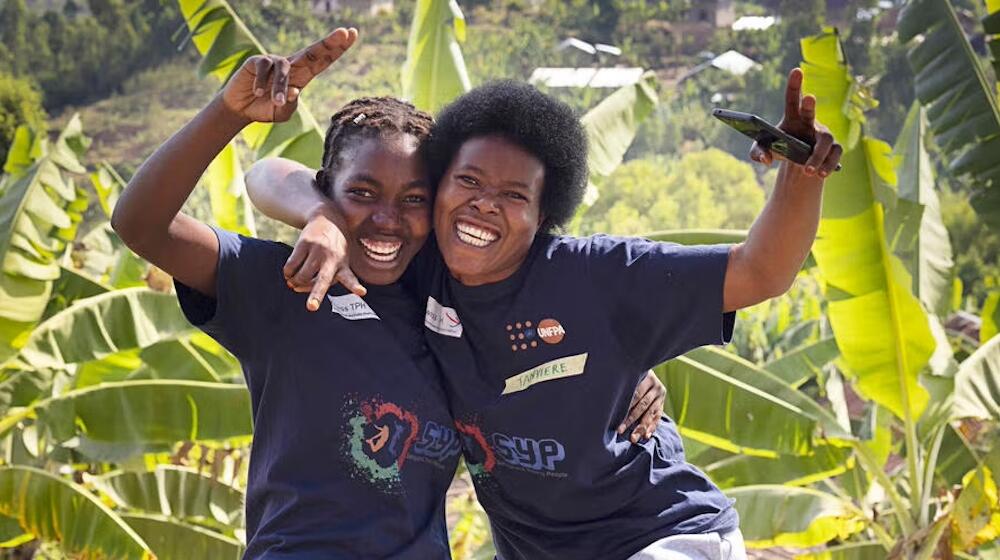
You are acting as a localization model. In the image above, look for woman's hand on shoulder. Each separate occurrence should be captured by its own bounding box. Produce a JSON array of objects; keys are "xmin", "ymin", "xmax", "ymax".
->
[
  {"xmin": 284, "ymin": 203, "xmax": 366, "ymax": 311},
  {"xmin": 221, "ymin": 27, "xmax": 358, "ymax": 124}
]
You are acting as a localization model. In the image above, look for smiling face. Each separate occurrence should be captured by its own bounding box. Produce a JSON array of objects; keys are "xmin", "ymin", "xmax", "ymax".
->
[
  {"xmin": 329, "ymin": 133, "xmax": 432, "ymax": 286},
  {"xmin": 433, "ymin": 135, "xmax": 546, "ymax": 286}
]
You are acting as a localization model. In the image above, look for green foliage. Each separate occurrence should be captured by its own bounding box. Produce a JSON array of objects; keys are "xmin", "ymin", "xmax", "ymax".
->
[
  {"xmin": 580, "ymin": 149, "xmax": 764, "ymax": 235},
  {"xmin": 0, "ymin": 0, "xmax": 183, "ymax": 110},
  {"xmin": 0, "ymin": 73, "xmax": 46, "ymax": 167}
]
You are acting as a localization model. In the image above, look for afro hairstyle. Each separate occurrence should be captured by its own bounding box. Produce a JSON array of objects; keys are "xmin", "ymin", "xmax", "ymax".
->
[{"xmin": 424, "ymin": 80, "xmax": 588, "ymax": 232}]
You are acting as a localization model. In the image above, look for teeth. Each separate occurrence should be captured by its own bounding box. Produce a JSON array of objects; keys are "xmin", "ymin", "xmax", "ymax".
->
[
  {"xmin": 361, "ymin": 239, "xmax": 402, "ymax": 262},
  {"xmin": 456, "ymin": 222, "xmax": 498, "ymax": 248}
]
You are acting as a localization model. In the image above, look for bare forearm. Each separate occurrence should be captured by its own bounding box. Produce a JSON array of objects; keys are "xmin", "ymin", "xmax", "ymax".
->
[
  {"xmin": 112, "ymin": 97, "xmax": 248, "ymax": 248},
  {"xmin": 725, "ymin": 162, "xmax": 823, "ymax": 311},
  {"xmin": 245, "ymin": 157, "xmax": 327, "ymax": 229}
]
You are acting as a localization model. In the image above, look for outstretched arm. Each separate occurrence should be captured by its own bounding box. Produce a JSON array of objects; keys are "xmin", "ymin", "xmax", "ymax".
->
[
  {"xmin": 245, "ymin": 158, "xmax": 366, "ymax": 308},
  {"xmin": 112, "ymin": 28, "xmax": 357, "ymax": 297},
  {"xmin": 722, "ymin": 68, "xmax": 842, "ymax": 312}
]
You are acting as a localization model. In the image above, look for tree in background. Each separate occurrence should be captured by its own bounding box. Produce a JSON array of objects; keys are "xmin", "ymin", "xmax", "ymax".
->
[
  {"xmin": 0, "ymin": 72, "xmax": 46, "ymax": 166},
  {"xmin": 580, "ymin": 148, "xmax": 765, "ymax": 235}
]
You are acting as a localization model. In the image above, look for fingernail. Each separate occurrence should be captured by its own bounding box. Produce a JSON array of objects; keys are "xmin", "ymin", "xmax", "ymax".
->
[
  {"xmin": 275, "ymin": 93, "xmax": 286, "ymax": 106},
  {"xmin": 307, "ymin": 298, "xmax": 319, "ymax": 311},
  {"xmin": 254, "ymin": 88, "xmax": 264, "ymax": 97},
  {"xmin": 805, "ymin": 165, "xmax": 816, "ymax": 175}
]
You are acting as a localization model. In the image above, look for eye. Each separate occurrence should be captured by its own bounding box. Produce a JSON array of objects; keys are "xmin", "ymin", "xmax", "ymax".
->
[
  {"xmin": 504, "ymin": 191, "xmax": 528, "ymax": 202},
  {"xmin": 456, "ymin": 174, "xmax": 480, "ymax": 188},
  {"xmin": 403, "ymin": 193, "xmax": 428, "ymax": 204},
  {"xmin": 347, "ymin": 187, "xmax": 376, "ymax": 199}
]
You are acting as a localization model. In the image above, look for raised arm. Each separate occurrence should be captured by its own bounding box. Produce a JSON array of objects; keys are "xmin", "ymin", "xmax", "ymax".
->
[
  {"xmin": 723, "ymin": 68, "xmax": 842, "ymax": 312},
  {"xmin": 112, "ymin": 28, "xmax": 357, "ymax": 297}
]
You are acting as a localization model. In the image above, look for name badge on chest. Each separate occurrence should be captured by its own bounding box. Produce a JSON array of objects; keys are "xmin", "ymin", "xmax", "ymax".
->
[
  {"xmin": 328, "ymin": 294, "xmax": 380, "ymax": 321},
  {"xmin": 425, "ymin": 296, "xmax": 463, "ymax": 338}
]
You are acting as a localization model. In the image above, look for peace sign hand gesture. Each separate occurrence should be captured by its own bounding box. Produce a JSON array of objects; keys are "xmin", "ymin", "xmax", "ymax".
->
[
  {"xmin": 751, "ymin": 68, "xmax": 843, "ymax": 178},
  {"xmin": 222, "ymin": 27, "xmax": 359, "ymax": 123}
]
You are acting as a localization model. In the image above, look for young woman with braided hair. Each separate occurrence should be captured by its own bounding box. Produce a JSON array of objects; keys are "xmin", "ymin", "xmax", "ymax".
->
[{"xmin": 112, "ymin": 28, "xmax": 666, "ymax": 559}]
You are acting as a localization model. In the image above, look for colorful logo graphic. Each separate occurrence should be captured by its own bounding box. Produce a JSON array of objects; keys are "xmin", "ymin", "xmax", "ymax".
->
[
  {"xmin": 347, "ymin": 400, "xmax": 419, "ymax": 486},
  {"xmin": 506, "ymin": 318, "xmax": 565, "ymax": 352}
]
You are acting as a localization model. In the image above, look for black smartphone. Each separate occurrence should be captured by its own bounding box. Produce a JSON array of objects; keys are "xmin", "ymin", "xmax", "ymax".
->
[{"xmin": 712, "ymin": 108, "xmax": 840, "ymax": 170}]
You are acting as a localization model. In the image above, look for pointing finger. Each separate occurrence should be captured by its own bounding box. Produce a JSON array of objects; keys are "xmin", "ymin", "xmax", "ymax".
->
[
  {"xmin": 336, "ymin": 267, "xmax": 367, "ymax": 297},
  {"xmin": 307, "ymin": 265, "xmax": 335, "ymax": 312},
  {"xmin": 289, "ymin": 27, "xmax": 358, "ymax": 87},
  {"xmin": 253, "ymin": 56, "xmax": 273, "ymax": 98},
  {"xmin": 784, "ymin": 68, "xmax": 803, "ymax": 123}
]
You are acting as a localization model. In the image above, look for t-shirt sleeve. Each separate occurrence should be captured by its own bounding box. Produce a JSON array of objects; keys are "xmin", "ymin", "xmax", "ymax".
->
[
  {"xmin": 174, "ymin": 227, "xmax": 289, "ymax": 361},
  {"xmin": 584, "ymin": 235, "xmax": 735, "ymax": 370}
]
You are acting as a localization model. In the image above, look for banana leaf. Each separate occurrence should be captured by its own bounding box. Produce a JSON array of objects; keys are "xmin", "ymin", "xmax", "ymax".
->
[
  {"xmin": 658, "ymin": 347, "xmax": 851, "ymax": 458},
  {"xmin": 898, "ymin": 0, "xmax": 1000, "ymax": 227},
  {"xmin": 953, "ymin": 334, "xmax": 1000, "ymax": 422},
  {"xmin": 891, "ymin": 103, "xmax": 954, "ymax": 317},
  {"xmin": 14, "ymin": 288, "xmax": 195, "ymax": 370},
  {"xmin": 728, "ymin": 485, "xmax": 867, "ymax": 548},
  {"xmin": 41, "ymin": 265, "xmax": 110, "ymax": 319},
  {"xmin": 764, "ymin": 337, "xmax": 839, "ymax": 388},
  {"xmin": 983, "ymin": 291, "xmax": 999, "ymax": 344},
  {"xmin": 95, "ymin": 465, "xmax": 243, "ymax": 527},
  {"xmin": 582, "ymin": 72, "xmax": 659, "ymax": 178},
  {"xmin": 796, "ymin": 542, "xmax": 887, "ymax": 559},
  {"xmin": 0, "ymin": 117, "xmax": 88, "ymax": 361},
  {"xmin": 0, "ymin": 465, "xmax": 153, "ymax": 558},
  {"xmin": 569, "ymin": 76, "xmax": 662, "ymax": 230},
  {"xmin": 90, "ymin": 161, "xmax": 126, "ymax": 219},
  {"xmin": 31, "ymin": 380, "xmax": 252, "ymax": 445},
  {"xmin": 801, "ymin": 31, "xmax": 935, "ymax": 421},
  {"xmin": 401, "ymin": 0, "xmax": 472, "ymax": 115},
  {"xmin": 204, "ymin": 142, "xmax": 255, "ymax": 236},
  {"xmin": 122, "ymin": 514, "xmax": 244, "ymax": 560},
  {"xmin": 987, "ymin": 1, "xmax": 1000, "ymax": 85},
  {"xmin": 703, "ymin": 443, "xmax": 853, "ymax": 489}
]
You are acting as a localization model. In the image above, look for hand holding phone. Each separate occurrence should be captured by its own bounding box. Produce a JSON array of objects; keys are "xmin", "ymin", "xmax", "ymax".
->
[{"xmin": 712, "ymin": 69, "xmax": 843, "ymax": 176}]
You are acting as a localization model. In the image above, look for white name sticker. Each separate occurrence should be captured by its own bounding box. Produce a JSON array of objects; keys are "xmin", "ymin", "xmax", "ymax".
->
[
  {"xmin": 328, "ymin": 294, "xmax": 380, "ymax": 321},
  {"xmin": 425, "ymin": 296, "xmax": 463, "ymax": 338},
  {"xmin": 502, "ymin": 353, "xmax": 588, "ymax": 395}
]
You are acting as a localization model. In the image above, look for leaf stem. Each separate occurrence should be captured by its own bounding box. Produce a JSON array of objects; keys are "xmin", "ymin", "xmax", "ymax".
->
[{"xmin": 852, "ymin": 440, "xmax": 917, "ymax": 535}]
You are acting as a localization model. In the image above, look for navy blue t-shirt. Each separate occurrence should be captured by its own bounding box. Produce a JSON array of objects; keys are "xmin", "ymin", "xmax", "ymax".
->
[
  {"xmin": 175, "ymin": 228, "xmax": 461, "ymax": 559},
  {"xmin": 417, "ymin": 234, "xmax": 739, "ymax": 560}
]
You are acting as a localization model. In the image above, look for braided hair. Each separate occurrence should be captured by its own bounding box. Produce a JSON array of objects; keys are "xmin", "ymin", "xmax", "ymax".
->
[{"xmin": 316, "ymin": 97, "xmax": 434, "ymax": 195}]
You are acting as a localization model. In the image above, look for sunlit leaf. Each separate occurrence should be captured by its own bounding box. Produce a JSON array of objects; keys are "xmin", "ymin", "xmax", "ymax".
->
[
  {"xmin": 0, "ymin": 117, "xmax": 88, "ymax": 361},
  {"xmin": 891, "ymin": 103, "xmax": 954, "ymax": 317},
  {"xmin": 33, "ymin": 380, "xmax": 252, "ymax": 445},
  {"xmin": 764, "ymin": 337, "xmax": 839, "ymax": 388},
  {"xmin": 795, "ymin": 542, "xmax": 887, "ymax": 559},
  {"xmin": 728, "ymin": 485, "xmax": 866, "ymax": 548},
  {"xmin": 401, "ymin": 0, "xmax": 472, "ymax": 114},
  {"xmin": 204, "ymin": 142, "xmax": 255, "ymax": 237},
  {"xmin": 95, "ymin": 465, "xmax": 243, "ymax": 527},
  {"xmin": 122, "ymin": 513, "xmax": 244, "ymax": 560},
  {"xmin": 952, "ymin": 464, "xmax": 1000, "ymax": 550},
  {"xmin": 801, "ymin": 31, "xmax": 935, "ymax": 421},
  {"xmin": 0, "ymin": 465, "xmax": 153, "ymax": 558}
]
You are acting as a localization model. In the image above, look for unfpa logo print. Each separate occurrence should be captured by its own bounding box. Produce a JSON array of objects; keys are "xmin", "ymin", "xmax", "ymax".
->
[{"xmin": 506, "ymin": 318, "xmax": 565, "ymax": 352}]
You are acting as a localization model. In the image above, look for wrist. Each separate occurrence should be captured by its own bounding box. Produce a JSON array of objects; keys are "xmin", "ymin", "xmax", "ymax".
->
[
  {"xmin": 306, "ymin": 201, "xmax": 340, "ymax": 225},
  {"xmin": 207, "ymin": 95, "xmax": 253, "ymax": 132},
  {"xmin": 779, "ymin": 160, "xmax": 824, "ymax": 189}
]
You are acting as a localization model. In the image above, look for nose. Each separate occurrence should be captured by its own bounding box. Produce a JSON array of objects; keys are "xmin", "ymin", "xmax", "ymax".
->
[
  {"xmin": 469, "ymin": 193, "xmax": 500, "ymax": 215},
  {"xmin": 372, "ymin": 205, "xmax": 402, "ymax": 231}
]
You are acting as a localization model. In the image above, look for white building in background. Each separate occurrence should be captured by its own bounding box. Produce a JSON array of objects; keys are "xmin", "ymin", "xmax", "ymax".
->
[{"xmin": 310, "ymin": 0, "xmax": 394, "ymax": 16}]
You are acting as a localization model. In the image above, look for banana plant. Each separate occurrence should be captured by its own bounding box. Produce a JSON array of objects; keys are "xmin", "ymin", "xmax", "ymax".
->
[
  {"xmin": 985, "ymin": 0, "xmax": 999, "ymax": 84},
  {"xmin": 0, "ymin": 117, "xmax": 88, "ymax": 362},
  {"xmin": 898, "ymin": 0, "xmax": 1000, "ymax": 228}
]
